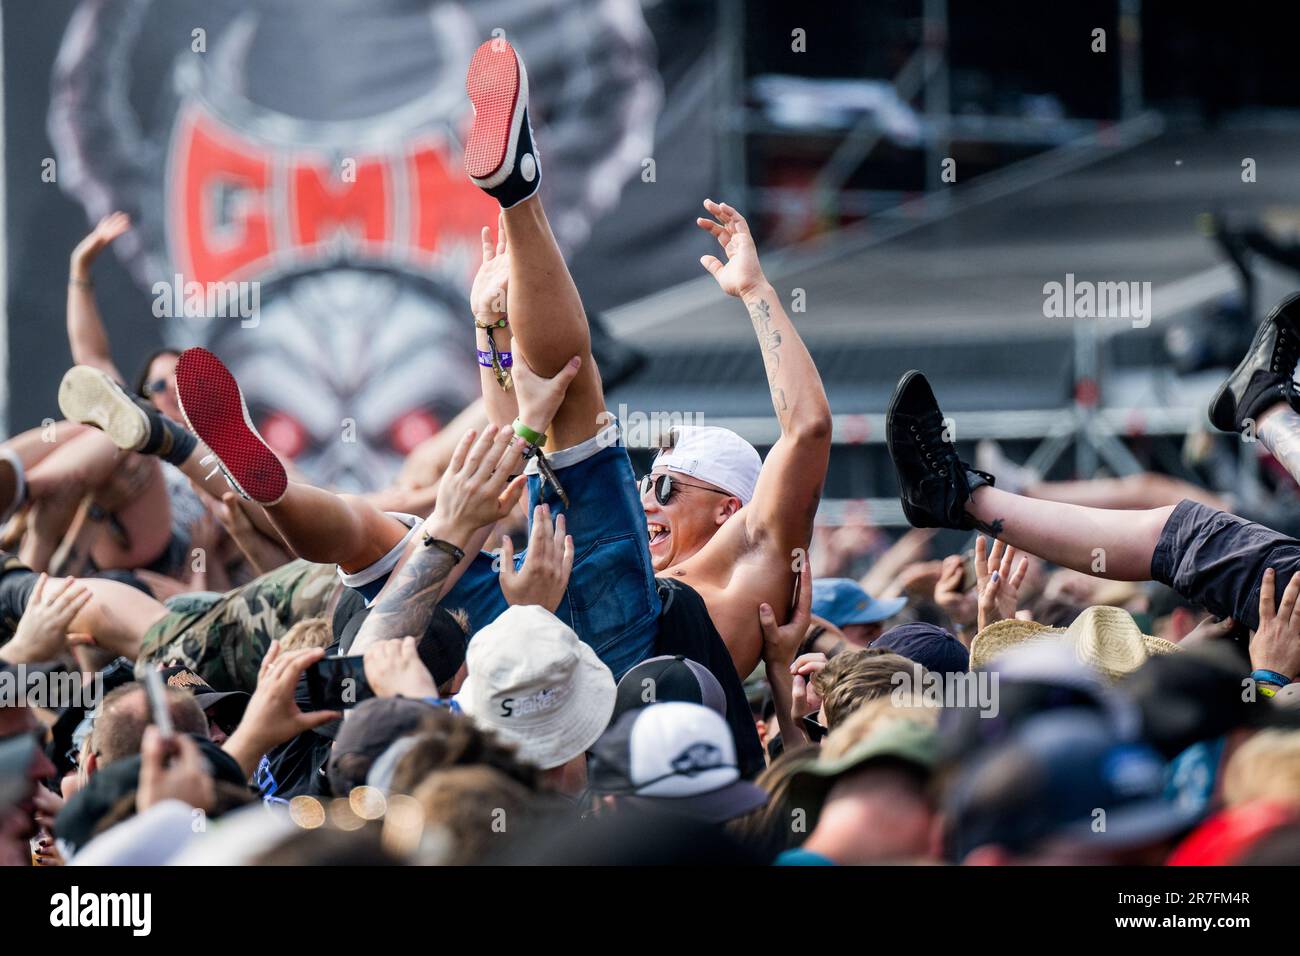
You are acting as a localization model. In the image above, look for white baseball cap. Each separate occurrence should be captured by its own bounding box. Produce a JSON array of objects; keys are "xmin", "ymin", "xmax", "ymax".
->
[
  {"xmin": 651, "ymin": 425, "xmax": 762, "ymax": 505},
  {"xmin": 587, "ymin": 701, "xmax": 769, "ymax": 823},
  {"xmin": 458, "ymin": 605, "xmax": 616, "ymax": 770}
]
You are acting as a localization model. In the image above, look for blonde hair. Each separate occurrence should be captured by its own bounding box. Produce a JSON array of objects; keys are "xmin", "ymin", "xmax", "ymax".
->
[
  {"xmin": 811, "ymin": 648, "xmax": 917, "ymax": 729},
  {"xmin": 1223, "ymin": 730, "xmax": 1300, "ymax": 808},
  {"xmin": 279, "ymin": 617, "xmax": 334, "ymax": 651}
]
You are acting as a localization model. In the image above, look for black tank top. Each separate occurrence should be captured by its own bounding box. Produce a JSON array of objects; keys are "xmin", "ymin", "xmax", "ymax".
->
[{"xmin": 653, "ymin": 577, "xmax": 767, "ymax": 780}]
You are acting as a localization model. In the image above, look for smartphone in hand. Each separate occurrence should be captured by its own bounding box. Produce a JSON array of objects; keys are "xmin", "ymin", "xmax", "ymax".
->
[
  {"xmin": 142, "ymin": 668, "xmax": 174, "ymax": 739},
  {"xmin": 305, "ymin": 656, "xmax": 374, "ymax": 711}
]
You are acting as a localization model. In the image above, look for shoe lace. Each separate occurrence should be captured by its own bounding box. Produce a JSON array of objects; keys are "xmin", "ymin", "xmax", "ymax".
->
[
  {"xmin": 910, "ymin": 415, "xmax": 959, "ymax": 470},
  {"xmin": 1274, "ymin": 326, "xmax": 1300, "ymax": 379}
]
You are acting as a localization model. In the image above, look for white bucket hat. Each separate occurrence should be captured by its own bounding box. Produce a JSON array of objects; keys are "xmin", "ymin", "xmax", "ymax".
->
[{"xmin": 458, "ymin": 605, "xmax": 616, "ymax": 770}]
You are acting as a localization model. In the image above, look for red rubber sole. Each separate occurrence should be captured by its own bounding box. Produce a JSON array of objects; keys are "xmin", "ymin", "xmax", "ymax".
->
[
  {"xmin": 175, "ymin": 347, "xmax": 287, "ymax": 504},
  {"xmin": 464, "ymin": 39, "xmax": 521, "ymax": 181}
]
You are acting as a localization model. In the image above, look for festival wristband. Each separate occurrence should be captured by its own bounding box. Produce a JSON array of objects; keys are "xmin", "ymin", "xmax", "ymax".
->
[
  {"xmin": 420, "ymin": 534, "xmax": 465, "ymax": 564},
  {"xmin": 474, "ymin": 316, "xmax": 509, "ymax": 331},
  {"xmin": 512, "ymin": 418, "xmax": 547, "ymax": 447},
  {"xmin": 477, "ymin": 349, "xmax": 513, "ymax": 368},
  {"xmin": 1252, "ymin": 668, "xmax": 1293, "ymax": 687},
  {"xmin": 1260, "ymin": 684, "xmax": 1279, "ymax": 698}
]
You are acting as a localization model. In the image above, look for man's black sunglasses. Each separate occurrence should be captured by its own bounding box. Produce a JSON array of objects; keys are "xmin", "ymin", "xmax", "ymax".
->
[{"xmin": 639, "ymin": 473, "xmax": 728, "ymax": 506}]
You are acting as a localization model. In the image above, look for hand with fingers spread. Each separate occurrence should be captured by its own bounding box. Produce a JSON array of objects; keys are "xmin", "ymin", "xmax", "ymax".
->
[
  {"xmin": 933, "ymin": 554, "xmax": 977, "ymax": 632},
  {"xmin": 471, "ymin": 212, "xmax": 511, "ymax": 320},
  {"xmin": 221, "ymin": 642, "xmax": 341, "ymax": 777},
  {"xmin": 975, "ymin": 536, "xmax": 1030, "ymax": 633},
  {"xmin": 363, "ymin": 636, "xmax": 439, "ymax": 700},
  {"xmin": 500, "ymin": 504, "xmax": 575, "ymax": 613},
  {"xmin": 696, "ymin": 199, "xmax": 768, "ymax": 299},
  {"xmin": 1251, "ymin": 568, "xmax": 1300, "ymax": 683},
  {"xmin": 425, "ymin": 425, "xmax": 531, "ymax": 548},
  {"xmin": 137, "ymin": 726, "xmax": 216, "ymax": 813},
  {"xmin": 70, "ymin": 211, "xmax": 131, "ymax": 278},
  {"xmin": 0, "ymin": 573, "xmax": 92, "ymax": 664}
]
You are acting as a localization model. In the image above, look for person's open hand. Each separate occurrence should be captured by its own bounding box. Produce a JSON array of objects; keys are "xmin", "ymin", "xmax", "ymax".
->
[
  {"xmin": 471, "ymin": 212, "xmax": 511, "ymax": 320},
  {"xmin": 500, "ymin": 504, "xmax": 574, "ymax": 613},
  {"xmin": 71, "ymin": 211, "xmax": 131, "ymax": 275},
  {"xmin": 0, "ymin": 574, "xmax": 91, "ymax": 664},
  {"xmin": 1252, "ymin": 568, "xmax": 1300, "ymax": 681},
  {"xmin": 975, "ymin": 536, "xmax": 1029, "ymax": 633},
  {"xmin": 697, "ymin": 200, "xmax": 768, "ymax": 299},
  {"xmin": 363, "ymin": 636, "xmax": 439, "ymax": 700},
  {"xmin": 427, "ymin": 425, "xmax": 530, "ymax": 546}
]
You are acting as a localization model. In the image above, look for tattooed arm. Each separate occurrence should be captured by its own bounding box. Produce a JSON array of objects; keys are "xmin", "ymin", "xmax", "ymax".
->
[
  {"xmin": 349, "ymin": 424, "xmax": 529, "ymax": 656},
  {"xmin": 697, "ymin": 200, "xmax": 832, "ymax": 553}
]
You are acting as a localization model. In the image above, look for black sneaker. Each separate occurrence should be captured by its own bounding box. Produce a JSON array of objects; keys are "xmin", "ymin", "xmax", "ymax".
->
[
  {"xmin": 1208, "ymin": 292, "xmax": 1300, "ymax": 434},
  {"xmin": 886, "ymin": 370, "xmax": 994, "ymax": 530},
  {"xmin": 464, "ymin": 38, "xmax": 540, "ymax": 209}
]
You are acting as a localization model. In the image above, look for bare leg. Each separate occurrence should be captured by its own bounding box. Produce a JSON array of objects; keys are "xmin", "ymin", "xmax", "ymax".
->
[
  {"xmin": 71, "ymin": 578, "xmax": 170, "ymax": 661},
  {"xmin": 263, "ymin": 485, "xmax": 407, "ymax": 574},
  {"xmin": 967, "ymin": 486, "xmax": 1171, "ymax": 581},
  {"xmin": 1258, "ymin": 402, "xmax": 1300, "ymax": 485},
  {"xmin": 502, "ymin": 196, "xmax": 605, "ymax": 449},
  {"xmin": 1022, "ymin": 472, "xmax": 1227, "ymax": 512}
]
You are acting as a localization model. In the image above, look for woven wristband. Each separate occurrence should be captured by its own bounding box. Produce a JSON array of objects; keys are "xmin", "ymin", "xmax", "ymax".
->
[
  {"xmin": 512, "ymin": 418, "xmax": 547, "ymax": 447},
  {"xmin": 477, "ymin": 349, "xmax": 513, "ymax": 368}
]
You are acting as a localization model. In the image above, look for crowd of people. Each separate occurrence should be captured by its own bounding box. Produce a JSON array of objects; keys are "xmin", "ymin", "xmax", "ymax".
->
[{"xmin": 5, "ymin": 38, "xmax": 1300, "ymax": 867}]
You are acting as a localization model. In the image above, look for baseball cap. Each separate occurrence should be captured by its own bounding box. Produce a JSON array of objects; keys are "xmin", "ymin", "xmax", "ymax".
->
[
  {"xmin": 875, "ymin": 622, "xmax": 967, "ymax": 675},
  {"xmin": 812, "ymin": 578, "xmax": 907, "ymax": 628},
  {"xmin": 327, "ymin": 696, "xmax": 436, "ymax": 795},
  {"xmin": 158, "ymin": 666, "xmax": 249, "ymax": 727},
  {"xmin": 612, "ymin": 655, "xmax": 726, "ymax": 723},
  {"xmin": 944, "ymin": 709, "xmax": 1201, "ymax": 862},
  {"xmin": 588, "ymin": 702, "xmax": 768, "ymax": 823},
  {"xmin": 786, "ymin": 719, "xmax": 939, "ymax": 825},
  {"xmin": 457, "ymin": 605, "xmax": 616, "ymax": 770},
  {"xmin": 652, "ymin": 425, "xmax": 761, "ymax": 505}
]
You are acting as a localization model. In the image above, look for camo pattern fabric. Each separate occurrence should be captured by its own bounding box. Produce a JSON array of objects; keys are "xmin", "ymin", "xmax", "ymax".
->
[{"xmin": 137, "ymin": 560, "xmax": 341, "ymax": 693}]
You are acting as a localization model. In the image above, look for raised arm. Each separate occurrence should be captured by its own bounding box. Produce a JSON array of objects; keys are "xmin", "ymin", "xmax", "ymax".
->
[
  {"xmin": 697, "ymin": 200, "xmax": 832, "ymax": 552},
  {"xmin": 67, "ymin": 211, "xmax": 131, "ymax": 378},
  {"xmin": 470, "ymin": 212, "xmax": 520, "ymax": 429},
  {"xmin": 349, "ymin": 424, "xmax": 528, "ymax": 656}
]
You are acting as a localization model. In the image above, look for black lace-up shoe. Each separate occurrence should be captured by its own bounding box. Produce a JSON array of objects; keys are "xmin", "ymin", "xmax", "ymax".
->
[
  {"xmin": 1208, "ymin": 292, "xmax": 1300, "ymax": 434},
  {"xmin": 886, "ymin": 370, "xmax": 994, "ymax": 530}
]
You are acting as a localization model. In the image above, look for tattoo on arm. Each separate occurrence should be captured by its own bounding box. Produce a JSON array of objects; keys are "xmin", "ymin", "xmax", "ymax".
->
[
  {"xmin": 354, "ymin": 545, "xmax": 456, "ymax": 650},
  {"xmin": 748, "ymin": 296, "xmax": 789, "ymax": 421}
]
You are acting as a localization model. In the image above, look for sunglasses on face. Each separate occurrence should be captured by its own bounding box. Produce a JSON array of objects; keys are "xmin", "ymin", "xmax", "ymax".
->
[
  {"xmin": 801, "ymin": 713, "xmax": 829, "ymax": 744},
  {"xmin": 638, "ymin": 473, "xmax": 727, "ymax": 506},
  {"xmin": 144, "ymin": 379, "xmax": 169, "ymax": 395}
]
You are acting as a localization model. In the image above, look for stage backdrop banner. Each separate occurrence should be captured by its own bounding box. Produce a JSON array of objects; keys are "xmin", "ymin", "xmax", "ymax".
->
[{"xmin": 2, "ymin": 0, "xmax": 718, "ymax": 489}]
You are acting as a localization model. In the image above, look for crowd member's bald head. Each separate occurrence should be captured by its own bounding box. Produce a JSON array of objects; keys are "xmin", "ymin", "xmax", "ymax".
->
[{"xmin": 92, "ymin": 682, "xmax": 208, "ymax": 766}]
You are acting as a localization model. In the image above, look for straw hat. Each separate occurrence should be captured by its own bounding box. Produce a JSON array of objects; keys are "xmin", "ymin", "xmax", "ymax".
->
[{"xmin": 969, "ymin": 605, "xmax": 1179, "ymax": 681}]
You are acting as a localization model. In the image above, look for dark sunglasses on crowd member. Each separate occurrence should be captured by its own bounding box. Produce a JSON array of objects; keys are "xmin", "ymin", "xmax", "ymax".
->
[
  {"xmin": 801, "ymin": 713, "xmax": 829, "ymax": 744},
  {"xmin": 144, "ymin": 379, "xmax": 169, "ymax": 395},
  {"xmin": 639, "ymin": 473, "xmax": 729, "ymax": 506}
]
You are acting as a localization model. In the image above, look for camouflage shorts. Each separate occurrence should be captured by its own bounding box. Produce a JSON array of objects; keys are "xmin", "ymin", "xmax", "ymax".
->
[{"xmin": 137, "ymin": 560, "xmax": 341, "ymax": 692}]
